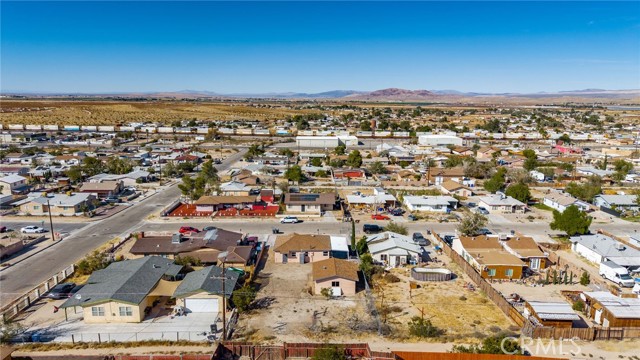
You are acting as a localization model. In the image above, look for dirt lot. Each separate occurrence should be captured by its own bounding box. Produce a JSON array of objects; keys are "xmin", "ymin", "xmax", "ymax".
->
[{"xmin": 233, "ymin": 250, "xmax": 373, "ymax": 343}]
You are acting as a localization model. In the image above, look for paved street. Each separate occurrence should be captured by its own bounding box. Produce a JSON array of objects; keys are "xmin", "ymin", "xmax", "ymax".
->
[
  {"xmin": 0, "ymin": 221, "xmax": 88, "ymax": 236},
  {"xmin": 0, "ymin": 149, "xmax": 246, "ymax": 307}
]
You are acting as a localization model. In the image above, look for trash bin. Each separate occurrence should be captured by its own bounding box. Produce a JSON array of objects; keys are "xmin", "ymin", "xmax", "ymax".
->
[{"xmin": 210, "ymin": 324, "xmax": 217, "ymax": 333}]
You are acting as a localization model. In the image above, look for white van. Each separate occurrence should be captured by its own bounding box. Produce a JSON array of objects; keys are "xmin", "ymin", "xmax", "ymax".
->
[{"xmin": 599, "ymin": 261, "xmax": 635, "ymax": 287}]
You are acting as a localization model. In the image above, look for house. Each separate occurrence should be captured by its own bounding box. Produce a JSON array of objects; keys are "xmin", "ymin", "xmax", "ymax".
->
[
  {"xmin": 79, "ymin": 180, "xmax": 123, "ymax": 198},
  {"xmin": 366, "ymin": 232, "xmax": 426, "ymax": 267},
  {"xmin": 193, "ymin": 195, "xmax": 258, "ymax": 213},
  {"xmin": 475, "ymin": 146, "xmax": 501, "ymax": 160},
  {"xmin": 0, "ymin": 165, "xmax": 30, "ymax": 177},
  {"xmin": 570, "ymin": 234, "xmax": 640, "ymax": 269},
  {"xmin": 88, "ymin": 170, "xmax": 150, "ymax": 187},
  {"xmin": 418, "ymin": 134, "xmax": 463, "ymax": 147},
  {"xmin": 284, "ymin": 192, "xmax": 336, "ymax": 215},
  {"xmin": 478, "ymin": 193, "xmax": 526, "ymax": 213},
  {"xmin": 440, "ymin": 180, "xmax": 474, "ymax": 197},
  {"xmin": 543, "ymin": 191, "xmax": 590, "ymax": 213},
  {"xmin": 219, "ymin": 246, "xmax": 256, "ymax": 271},
  {"xmin": 593, "ymin": 194, "xmax": 639, "ymax": 212},
  {"xmin": 500, "ymin": 235, "xmax": 549, "ymax": 270},
  {"xmin": 581, "ymin": 291, "xmax": 640, "ymax": 327},
  {"xmin": 219, "ymin": 181, "xmax": 253, "ymax": 196},
  {"xmin": 524, "ymin": 301, "xmax": 581, "ymax": 328},
  {"xmin": 332, "ymin": 169, "xmax": 367, "ymax": 183},
  {"xmin": 19, "ymin": 192, "xmax": 96, "ymax": 216},
  {"xmin": 232, "ymin": 169, "xmax": 260, "ymax": 185},
  {"xmin": 312, "ymin": 258, "xmax": 359, "ymax": 296},
  {"xmin": 403, "ymin": 195, "xmax": 458, "ymax": 213},
  {"xmin": 130, "ymin": 228, "xmax": 245, "ymax": 264},
  {"xmin": 60, "ymin": 257, "xmax": 183, "ymax": 323},
  {"xmin": 451, "ymin": 235, "xmax": 525, "ymax": 279},
  {"xmin": 395, "ymin": 170, "xmax": 418, "ymax": 182},
  {"xmin": 427, "ymin": 167, "xmax": 466, "ymax": 186},
  {"xmin": 254, "ymin": 155, "xmax": 288, "ymax": 166},
  {"xmin": 346, "ymin": 188, "xmax": 397, "ymax": 210},
  {"xmin": 0, "ymin": 174, "xmax": 29, "ymax": 195},
  {"xmin": 273, "ymin": 233, "xmax": 332, "ymax": 264},
  {"xmin": 173, "ymin": 266, "xmax": 239, "ymax": 314}
]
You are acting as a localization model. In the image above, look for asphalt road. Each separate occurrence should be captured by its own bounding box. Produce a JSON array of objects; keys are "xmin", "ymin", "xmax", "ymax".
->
[
  {"xmin": 0, "ymin": 149, "xmax": 246, "ymax": 307},
  {"xmin": 0, "ymin": 221, "xmax": 88, "ymax": 236}
]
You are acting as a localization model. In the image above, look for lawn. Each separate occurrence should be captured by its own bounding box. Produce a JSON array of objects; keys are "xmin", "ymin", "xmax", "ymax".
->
[{"xmin": 532, "ymin": 203, "xmax": 554, "ymax": 212}]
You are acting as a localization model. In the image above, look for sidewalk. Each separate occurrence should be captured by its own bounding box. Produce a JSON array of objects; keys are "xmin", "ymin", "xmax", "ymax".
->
[{"xmin": 0, "ymin": 235, "xmax": 57, "ymax": 270}]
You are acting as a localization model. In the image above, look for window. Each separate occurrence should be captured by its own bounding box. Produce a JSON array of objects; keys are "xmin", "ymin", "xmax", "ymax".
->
[
  {"xmin": 331, "ymin": 281, "xmax": 340, "ymax": 287},
  {"xmin": 380, "ymin": 254, "xmax": 388, "ymax": 261},
  {"xmin": 492, "ymin": 206, "xmax": 499, "ymax": 210},
  {"xmin": 291, "ymin": 252, "xmax": 297, "ymax": 258},
  {"xmin": 119, "ymin": 306, "xmax": 133, "ymax": 316},
  {"xmin": 487, "ymin": 269, "xmax": 496, "ymax": 277},
  {"xmin": 91, "ymin": 306, "xmax": 105, "ymax": 316},
  {"xmin": 505, "ymin": 269, "xmax": 514, "ymax": 278},
  {"xmin": 322, "ymin": 251, "xmax": 329, "ymax": 256},
  {"xmin": 33, "ymin": 205, "xmax": 40, "ymax": 210}
]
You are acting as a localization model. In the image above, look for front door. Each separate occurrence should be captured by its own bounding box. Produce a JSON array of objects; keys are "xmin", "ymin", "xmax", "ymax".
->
[
  {"xmin": 530, "ymin": 258, "xmax": 541, "ymax": 270},
  {"xmin": 282, "ymin": 254, "xmax": 288, "ymax": 264},
  {"xmin": 301, "ymin": 204, "xmax": 305, "ymax": 212}
]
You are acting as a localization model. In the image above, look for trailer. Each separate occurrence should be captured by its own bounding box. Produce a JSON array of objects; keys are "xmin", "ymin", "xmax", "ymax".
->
[
  {"xmin": 97, "ymin": 126, "xmax": 115, "ymax": 132},
  {"xmin": 63, "ymin": 125, "xmax": 80, "ymax": 132},
  {"xmin": 157, "ymin": 127, "xmax": 174, "ymax": 134},
  {"xmin": 8, "ymin": 124, "xmax": 24, "ymax": 130},
  {"xmin": 81, "ymin": 125, "xmax": 97, "ymax": 132}
]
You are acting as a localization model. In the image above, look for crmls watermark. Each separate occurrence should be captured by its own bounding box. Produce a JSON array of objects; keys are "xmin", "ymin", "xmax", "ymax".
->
[{"xmin": 501, "ymin": 336, "xmax": 582, "ymax": 357}]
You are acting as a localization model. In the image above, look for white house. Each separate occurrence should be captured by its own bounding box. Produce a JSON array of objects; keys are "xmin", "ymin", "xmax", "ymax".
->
[
  {"xmin": 418, "ymin": 135, "xmax": 463, "ymax": 147},
  {"xmin": 543, "ymin": 190, "xmax": 590, "ymax": 213},
  {"xmin": 593, "ymin": 195, "xmax": 639, "ymax": 212},
  {"xmin": 403, "ymin": 195, "xmax": 458, "ymax": 213},
  {"xmin": 529, "ymin": 170, "xmax": 545, "ymax": 182},
  {"xmin": 570, "ymin": 234, "xmax": 640, "ymax": 269},
  {"xmin": 478, "ymin": 193, "xmax": 526, "ymax": 213},
  {"xmin": 366, "ymin": 232, "xmax": 426, "ymax": 267}
]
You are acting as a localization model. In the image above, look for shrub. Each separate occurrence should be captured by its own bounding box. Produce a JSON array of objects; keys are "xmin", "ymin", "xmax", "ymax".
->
[
  {"xmin": 312, "ymin": 344, "xmax": 346, "ymax": 360},
  {"xmin": 408, "ymin": 316, "xmax": 445, "ymax": 338},
  {"xmin": 572, "ymin": 300, "xmax": 585, "ymax": 312},
  {"xmin": 76, "ymin": 251, "xmax": 110, "ymax": 276},
  {"xmin": 580, "ymin": 271, "xmax": 591, "ymax": 286},
  {"xmin": 232, "ymin": 285, "xmax": 257, "ymax": 312}
]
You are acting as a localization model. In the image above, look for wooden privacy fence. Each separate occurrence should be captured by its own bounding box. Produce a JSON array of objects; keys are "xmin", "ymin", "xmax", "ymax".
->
[
  {"xmin": 393, "ymin": 351, "xmax": 562, "ymax": 360},
  {"xmin": 529, "ymin": 325, "xmax": 640, "ymax": 340},
  {"xmin": 11, "ymin": 355, "xmax": 212, "ymax": 360},
  {"xmin": 0, "ymin": 264, "xmax": 75, "ymax": 322},
  {"xmin": 218, "ymin": 342, "xmax": 395, "ymax": 360}
]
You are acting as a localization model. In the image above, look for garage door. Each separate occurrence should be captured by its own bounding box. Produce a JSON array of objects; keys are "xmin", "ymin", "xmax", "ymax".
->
[{"xmin": 184, "ymin": 298, "xmax": 219, "ymax": 313}]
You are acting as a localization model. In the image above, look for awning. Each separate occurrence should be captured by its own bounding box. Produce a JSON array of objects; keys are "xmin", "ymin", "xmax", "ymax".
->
[{"xmin": 148, "ymin": 279, "xmax": 181, "ymax": 297}]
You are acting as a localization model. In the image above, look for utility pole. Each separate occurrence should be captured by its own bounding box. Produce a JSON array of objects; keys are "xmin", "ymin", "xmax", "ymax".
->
[
  {"xmin": 46, "ymin": 199, "xmax": 55, "ymax": 241},
  {"xmin": 221, "ymin": 260, "xmax": 227, "ymax": 341}
]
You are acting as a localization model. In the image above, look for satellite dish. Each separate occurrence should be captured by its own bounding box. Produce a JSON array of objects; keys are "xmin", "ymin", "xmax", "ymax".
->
[{"xmin": 75, "ymin": 294, "xmax": 82, "ymax": 300}]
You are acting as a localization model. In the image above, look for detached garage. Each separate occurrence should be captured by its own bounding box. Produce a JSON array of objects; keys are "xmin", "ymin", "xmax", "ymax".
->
[{"xmin": 173, "ymin": 266, "xmax": 239, "ymax": 314}]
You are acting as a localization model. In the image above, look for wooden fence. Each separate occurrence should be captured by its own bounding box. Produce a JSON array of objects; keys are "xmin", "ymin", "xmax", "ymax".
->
[
  {"xmin": 218, "ymin": 342, "xmax": 394, "ymax": 360},
  {"xmin": 393, "ymin": 351, "xmax": 562, "ymax": 360},
  {"xmin": 11, "ymin": 355, "xmax": 212, "ymax": 360}
]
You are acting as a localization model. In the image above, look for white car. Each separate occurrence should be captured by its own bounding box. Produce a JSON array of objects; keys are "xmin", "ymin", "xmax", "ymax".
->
[
  {"xmin": 280, "ymin": 216, "xmax": 300, "ymax": 224},
  {"xmin": 21, "ymin": 226, "xmax": 46, "ymax": 234}
]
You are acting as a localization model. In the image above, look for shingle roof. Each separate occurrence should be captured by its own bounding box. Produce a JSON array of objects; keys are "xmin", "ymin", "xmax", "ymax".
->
[
  {"xmin": 61, "ymin": 256, "xmax": 182, "ymax": 308},
  {"xmin": 130, "ymin": 229, "xmax": 243, "ymax": 255},
  {"xmin": 193, "ymin": 195, "xmax": 257, "ymax": 205},
  {"xmin": 273, "ymin": 233, "xmax": 332, "ymax": 253},
  {"xmin": 173, "ymin": 266, "xmax": 239, "ymax": 298},
  {"xmin": 312, "ymin": 258, "xmax": 359, "ymax": 282},
  {"xmin": 285, "ymin": 192, "xmax": 336, "ymax": 205}
]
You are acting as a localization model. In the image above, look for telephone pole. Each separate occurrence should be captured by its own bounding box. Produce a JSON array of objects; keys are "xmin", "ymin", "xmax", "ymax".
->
[
  {"xmin": 221, "ymin": 260, "xmax": 227, "ymax": 341},
  {"xmin": 46, "ymin": 199, "xmax": 55, "ymax": 240}
]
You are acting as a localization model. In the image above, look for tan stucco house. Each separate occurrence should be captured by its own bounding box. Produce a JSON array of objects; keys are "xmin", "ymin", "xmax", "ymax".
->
[
  {"xmin": 273, "ymin": 233, "xmax": 332, "ymax": 264},
  {"xmin": 312, "ymin": 258, "xmax": 359, "ymax": 296}
]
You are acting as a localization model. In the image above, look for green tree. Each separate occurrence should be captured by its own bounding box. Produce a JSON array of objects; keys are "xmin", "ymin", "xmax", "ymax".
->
[
  {"xmin": 558, "ymin": 133, "xmax": 572, "ymax": 144},
  {"xmin": 76, "ymin": 251, "xmax": 111, "ymax": 276},
  {"xmin": 82, "ymin": 156, "xmax": 105, "ymax": 176},
  {"xmin": 310, "ymin": 157, "xmax": 323, "ymax": 167},
  {"xmin": 580, "ymin": 271, "xmax": 591, "ymax": 286},
  {"xmin": 312, "ymin": 344, "xmax": 346, "ymax": 360},
  {"xmin": 385, "ymin": 221, "xmax": 408, "ymax": 235},
  {"xmin": 565, "ymin": 175, "xmax": 602, "ymax": 202},
  {"xmin": 279, "ymin": 148, "xmax": 294, "ymax": 158},
  {"xmin": 483, "ymin": 167, "xmax": 507, "ymax": 193},
  {"xmin": 523, "ymin": 157, "xmax": 538, "ymax": 171},
  {"xmin": 315, "ymin": 170, "xmax": 328, "ymax": 178},
  {"xmin": 368, "ymin": 161, "xmax": 387, "ymax": 174},
  {"xmin": 505, "ymin": 183, "xmax": 531, "ymax": 203},
  {"xmin": 408, "ymin": 316, "xmax": 444, "ymax": 338},
  {"xmin": 232, "ymin": 285, "xmax": 257, "ymax": 313},
  {"xmin": 346, "ymin": 150, "xmax": 363, "ymax": 168},
  {"xmin": 522, "ymin": 149, "xmax": 536, "ymax": 160},
  {"xmin": 200, "ymin": 159, "xmax": 220, "ymax": 184},
  {"xmin": 457, "ymin": 212, "xmax": 488, "ymax": 236},
  {"xmin": 65, "ymin": 166, "xmax": 83, "ymax": 183},
  {"xmin": 334, "ymin": 144, "xmax": 346, "ymax": 155},
  {"xmin": 105, "ymin": 157, "xmax": 134, "ymax": 175},
  {"xmin": 359, "ymin": 253, "xmax": 375, "ymax": 281},
  {"xmin": 444, "ymin": 155, "xmax": 464, "ymax": 168},
  {"xmin": 550, "ymin": 205, "xmax": 592, "ymax": 236},
  {"xmin": 284, "ymin": 165, "xmax": 304, "ymax": 183},
  {"xmin": 356, "ymin": 236, "xmax": 369, "ymax": 255},
  {"xmin": 360, "ymin": 120, "xmax": 372, "ymax": 131}
]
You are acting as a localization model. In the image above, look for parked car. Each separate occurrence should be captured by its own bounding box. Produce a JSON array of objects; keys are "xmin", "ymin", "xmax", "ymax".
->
[
  {"xmin": 21, "ymin": 226, "xmax": 46, "ymax": 234},
  {"xmin": 45, "ymin": 283, "xmax": 76, "ymax": 300},
  {"xmin": 179, "ymin": 226, "xmax": 200, "ymax": 234},
  {"xmin": 476, "ymin": 207, "xmax": 490, "ymax": 215},
  {"xmin": 280, "ymin": 216, "xmax": 300, "ymax": 224},
  {"xmin": 412, "ymin": 232, "xmax": 428, "ymax": 246},
  {"xmin": 203, "ymin": 226, "xmax": 217, "ymax": 231},
  {"xmin": 467, "ymin": 202, "xmax": 477, "ymax": 208},
  {"xmin": 371, "ymin": 214, "xmax": 390, "ymax": 220},
  {"xmin": 104, "ymin": 196, "xmax": 119, "ymax": 204},
  {"xmin": 600, "ymin": 261, "xmax": 635, "ymax": 287},
  {"xmin": 68, "ymin": 284, "xmax": 84, "ymax": 297},
  {"xmin": 390, "ymin": 209, "xmax": 404, "ymax": 216},
  {"xmin": 477, "ymin": 228, "xmax": 492, "ymax": 235},
  {"xmin": 363, "ymin": 224, "xmax": 385, "ymax": 234},
  {"xmin": 0, "ymin": 226, "xmax": 6, "ymax": 233},
  {"xmin": 407, "ymin": 214, "xmax": 417, "ymax": 221}
]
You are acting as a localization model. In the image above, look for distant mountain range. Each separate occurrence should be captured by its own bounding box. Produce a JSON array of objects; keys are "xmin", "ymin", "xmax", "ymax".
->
[{"xmin": 4, "ymin": 88, "xmax": 640, "ymax": 101}]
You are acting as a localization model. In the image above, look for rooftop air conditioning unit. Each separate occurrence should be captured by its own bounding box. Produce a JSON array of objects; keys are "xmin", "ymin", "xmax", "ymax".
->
[{"xmin": 171, "ymin": 233, "xmax": 182, "ymax": 244}]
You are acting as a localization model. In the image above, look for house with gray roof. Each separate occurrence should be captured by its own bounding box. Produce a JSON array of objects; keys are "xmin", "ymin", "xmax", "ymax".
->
[
  {"xmin": 61, "ymin": 256, "xmax": 183, "ymax": 323},
  {"xmin": 570, "ymin": 234, "xmax": 640, "ymax": 269},
  {"xmin": 403, "ymin": 195, "xmax": 458, "ymax": 213},
  {"xmin": 366, "ymin": 231, "xmax": 427, "ymax": 267},
  {"xmin": 174, "ymin": 266, "xmax": 239, "ymax": 314},
  {"xmin": 479, "ymin": 193, "xmax": 526, "ymax": 214},
  {"xmin": 543, "ymin": 190, "xmax": 590, "ymax": 213},
  {"xmin": 18, "ymin": 192, "xmax": 96, "ymax": 216},
  {"xmin": 593, "ymin": 194, "xmax": 639, "ymax": 212}
]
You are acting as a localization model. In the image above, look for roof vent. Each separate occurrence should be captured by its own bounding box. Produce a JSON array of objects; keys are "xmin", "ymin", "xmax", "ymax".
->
[
  {"xmin": 153, "ymin": 264, "xmax": 160, "ymax": 269},
  {"xmin": 171, "ymin": 233, "xmax": 182, "ymax": 244}
]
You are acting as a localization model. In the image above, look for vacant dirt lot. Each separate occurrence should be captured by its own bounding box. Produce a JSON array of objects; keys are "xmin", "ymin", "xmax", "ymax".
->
[{"xmin": 233, "ymin": 250, "xmax": 373, "ymax": 343}]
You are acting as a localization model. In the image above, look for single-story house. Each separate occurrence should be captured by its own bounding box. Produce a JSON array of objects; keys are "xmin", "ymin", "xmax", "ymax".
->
[
  {"xmin": 366, "ymin": 231, "xmax": 426, "ymax": 267},
  {"xmin": 582, "ymin": 291, "xmax": 640, "ymax": 328},
  {"xmin": 543, "ymin": 191, "xmax": 590, "ymax": 213},
  {"xmin": 0, "ymin": 166, "xmax": 30, "ymax": 177},
  {"xmin": 219, "ymin": 245, "xmax": 256, "ymax": 271},
  {"xmin": 524, "ymin": 301, "xmax": 581, "ymax": 328},
  {"xmin": 593, "ymin": 194, "xmax": 639, "ymax": 212},
  {"xmin": 130, "ymin": 228, "xmax": 245, "ymax": 264},
  {"xmin": 440, "ymin": 180, "xmax": 474, "ymax": 197},
  {"xmin": 193, "ymin": 195, "xmax": 258, "ymax": 213},
  {"xmin": 173, "ymin": 266, "xmax": 239, "ymax": 314},
  {"xmin": 79, "ymin": 180, "xmax": 123, "ymax": 198},
  {"xmin": 219, "ymin": 181, "xmax": 253, "ymax": 196},
  {"xmin": 60, "ymin": 257, "xmax": 183, "ymax": 323},
  {"xmin": 478, "ymin": 193, "xmax": 526, "ymax": 214},
  {"xmin": 0, "ymin": 174, "xmax": 29, "ymax": 195},
  {"xmin": 312, "ymin": 258, "xmax": 359, "ymax": 296},
  {"xmin": 19, "ymin": 192, "xmax": 96, "ymax": 216},
  {"xmin": 346, "ymin": 188, "xmax": 397, "ymax": 210},
  {"xmin": 570, "ymin": 234, "xmax": 640, "ymax": 269},
  {"xmin": 273, "ymin": 233, "xmax": 332, "ymax": 264},
  {"xmin": 284, "ymin": 192, "xmax": 336, "ymax": 215},
  {"xmin": 403, "ymin": 195, "xmax": 458, "ymax": 213},
  {"xmin": 451, "ymin": 235, "xmax": 526, "ymax": 279},
  {"xmin": 500, "ymin": 235, "xmax": 549, "ymax": 270},
  {"xmin": 427, "ymin": 167, "xmax": 466, "ymax": 186}
]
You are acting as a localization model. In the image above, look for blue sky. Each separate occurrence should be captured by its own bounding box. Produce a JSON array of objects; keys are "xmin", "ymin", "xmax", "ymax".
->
[{"xmin": 2, "ymin": 1, "xmax": 639, "ymax": 93}]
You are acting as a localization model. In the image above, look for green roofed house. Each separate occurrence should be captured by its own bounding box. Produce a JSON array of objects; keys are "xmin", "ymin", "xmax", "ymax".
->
[
  {"xmin": 173, "ymin": 266, "xmax": 239, "ymax": 314},
  {"xmin": 61, "ymin": 256, "xmax": 183, "ymax": 323}
]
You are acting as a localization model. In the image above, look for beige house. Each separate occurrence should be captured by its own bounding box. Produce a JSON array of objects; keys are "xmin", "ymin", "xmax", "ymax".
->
[
  {"xmin": 440, "ymin": 180, "xmax": 474, "ymax": 197},
  {"xmin": 273, "ymin": 233, "xmax": 332, "ymax": 264},
  {"xmin": 19, "ymin": 193, "xmax": 95, "ymax": 216},
  {"xmin": 0, "ymin": 174, "xmax": 29, "ymax": 195},
  {"xmin": 173, "ymin": 266, "xmax": 239, "ymax": 315},
  {"xmin": 312, "ymin": 258, "xmax": 359, "ymax": 296},
  {"xmin": 79, "ymin": 180, "xmax": 123, "ymax": 198},
  {"xmin": 284, "ymin": 192, "xmax": 336, "ymax": 215}
]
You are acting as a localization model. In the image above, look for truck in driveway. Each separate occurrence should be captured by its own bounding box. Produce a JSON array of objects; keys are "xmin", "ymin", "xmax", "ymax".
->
[{"xmin": 599, "ymin": 261, "xmax": 635, "ymax": 287}]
